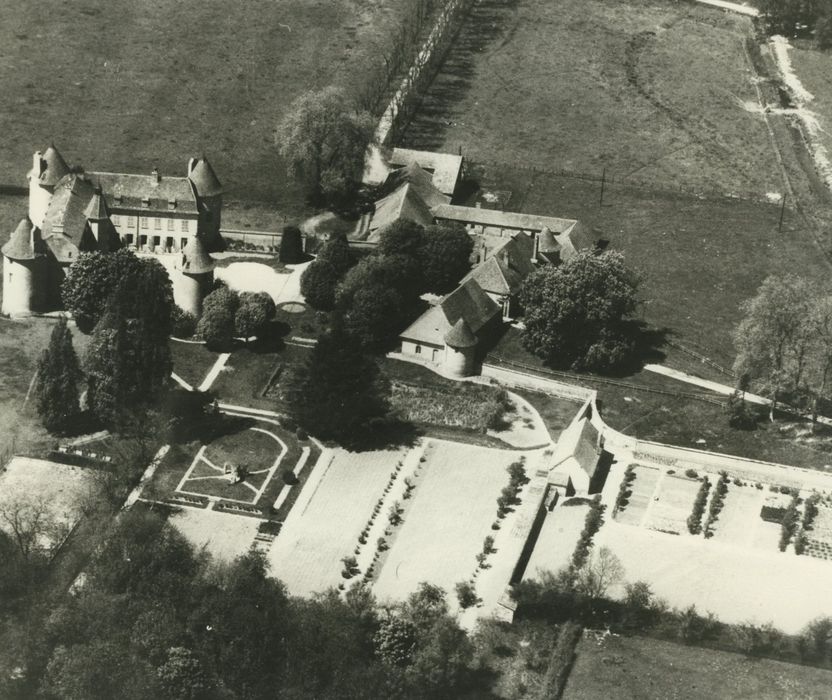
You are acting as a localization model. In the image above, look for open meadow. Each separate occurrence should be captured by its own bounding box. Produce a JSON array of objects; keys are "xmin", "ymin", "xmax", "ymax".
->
[
  {"xmin": 0, "ymin": 0, "xmax": 409, "ymax": 215},
  {"xmin": 372, "ymin": 440, "xmax": 522, "ymax": 603},
  {"xmin": 563, "ymin": 631, "xmax": 832, "ymax": 700},
  {"xmin": 401, "ymin": 0, "xmax": 781, "ymax": 196}
]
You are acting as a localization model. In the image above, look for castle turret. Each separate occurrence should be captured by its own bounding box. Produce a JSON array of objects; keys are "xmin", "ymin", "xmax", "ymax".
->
[
  {"xmin": 28, "ymin": 144, "xmax": 70, "ymax": 228},
  {"xmin": 443, "ymin": 318, "xmax": 478, "ymax": 378},
  {"xmin": 173, "ymin": 234, "xmax": 214, "ymax": 317},
  {"xmin": 187, "ymin": 155, "xmax": 224, "ymax": 251},
  {"xmin": 2, "ymin": 219, "xmax": 45, "ymax": 317}
]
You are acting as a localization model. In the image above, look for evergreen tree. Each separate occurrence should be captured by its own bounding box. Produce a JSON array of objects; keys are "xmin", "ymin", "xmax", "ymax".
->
[
  {"xmin": 285, "ymin": 324, "xmax": 390, "ymax": 447},
  {"xmin": 279, "ymin": 225, "xmax": 304, "ymax": 264},
  {"xmin": 35, "ymin": 317, "xmax": 81, "ymax": 433}
]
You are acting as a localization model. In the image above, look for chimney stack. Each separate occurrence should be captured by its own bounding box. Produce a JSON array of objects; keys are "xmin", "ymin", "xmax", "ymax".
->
[
  {"xmin": 152, "ymin": 167, "xmax": 160, "ymax": 184},
  {"xmin": 32, "ymin": 151, "xmax": 44, "ymax": 177}
]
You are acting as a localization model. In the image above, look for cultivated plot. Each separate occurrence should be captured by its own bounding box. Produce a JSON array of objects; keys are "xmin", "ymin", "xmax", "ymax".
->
[
  {"xmin": 268, "ymin": 446, "xmax": 410, "ymax": 596},
  {"xmin": 523, "ymin": 502, "xmax": 589, "ymax": 581},
  {"xmin": 709, "ymin": 484, "xmax": 769, "ymax": 548},
  {"xmin": 643, "ymin": 474, "xmax": 700, "ymax": 535},
  {"xmin": 372, "ymin": 441, "xmax": 521, "ymax": 602}
]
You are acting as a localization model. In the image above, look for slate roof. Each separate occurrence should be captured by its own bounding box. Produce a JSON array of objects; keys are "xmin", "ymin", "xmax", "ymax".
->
[
  {"xmin": 444, "ymin": 318, "xmax": 478, "ymax": 348},
  {"xmin": 432, "ymin": 204, "xmax": 581, "ymax": 234},
  {"xmin": 34, "ymin": 145, "xmax": 71, "ymax": 187},
  {"xmin": 389, "ymin": 148, "xmax": 462, "ymax": 196},
  {"xmin": 552, "ymin": 222, "xmax": 598, "ymax": 263},
  {"xmin": 537, "ymin": 227, "xmax": 558, "ymax": 254},
  {"xmin": 90, "ymin": 171, "xmax": 198, "ymax": 215},
  {"xmin": 369, "ymin": 182, "xmax": 435, "ymax": 235},
  {"xmin": 462, "ymin": 234, "xmax": 535, "ymax": 296},
  {"xmin": 83, "ymin": 188, "xmax": 109, "ymax": 220},
  {"xmin": 382, "ymin": 162, "xmax": 450, "ymax": 210},
  {"xmin": 1, "ymin": 219, "xmax": 42, "ymax": 260},
  {"xmin": 187, "ymin": 156, "xmax": 223, "ymax": 197},
  {"xmin": 550, "ymin": 415, "xmax": 601, "ymax": 480},
  {"xmin": 400, "ymin": 278, "xmax": 499, "ymax": 346},
  {"xmin": 178, "ymin": 235, "xmax": 214, "ymax": 274}
]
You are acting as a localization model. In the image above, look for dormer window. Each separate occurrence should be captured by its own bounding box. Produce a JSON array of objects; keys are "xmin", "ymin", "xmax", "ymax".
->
[
  {"xmin": 168, "ymin": 198, "xmax": 176, "ymax": 210},
  {"xmin": 141, "ymin": 196, "xmax": 150, "ymax": 208},
  {"xmin": 114, "ymin": 194, "xmax": 123, "ymax": 204}
]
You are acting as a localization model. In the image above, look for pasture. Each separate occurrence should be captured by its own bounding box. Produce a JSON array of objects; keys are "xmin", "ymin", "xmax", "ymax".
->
[
  {"xmin": 401, "ymin": 0, "xmax": 781, "ymax": 197},
  {"xmin": 372, "ymin": 440, "xmax": 521, "ymax": 604},
  {"xmin": 0, "ymin": 0, "xmax": 408, "ymax": 213},
  {"xmin": 563, "ymin": 631, "xmax": 832, "ymax": 700},
  {"xmin": 267, "ymin": 446, "xmax": 410, "ymax": 596}
]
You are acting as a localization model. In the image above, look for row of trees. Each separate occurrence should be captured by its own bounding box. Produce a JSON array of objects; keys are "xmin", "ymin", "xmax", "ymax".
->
[
  {"xmin": 760, "ymin": 0, "xmax": 832, "ymax": 48},
  {"xmin": 1, "ymin": 508, "xmax": 483, "ymax": 700},
  {"xmin": 733, "ymin": 274, "xmax": 832, "ymax": 421}
]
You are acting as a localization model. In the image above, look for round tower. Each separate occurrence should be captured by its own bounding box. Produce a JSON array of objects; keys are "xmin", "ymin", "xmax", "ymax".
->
[
  {"xmin": 173, "ymin": 234, "xmax": 215, "ymax": 318},
  {"xmin": 2, "ymin": 219, "xmax": 44, "ymax": 317},
  {"xmin": 28, "ymin": 145, "xmax": 69, "ymax": 228},
  {"xmin": 187, "ymin": 155, "xmax": 224, "ymax": 251},
  {"xmin": 443, "ymin": 318, "xmax": 478, "ymax": 378}
]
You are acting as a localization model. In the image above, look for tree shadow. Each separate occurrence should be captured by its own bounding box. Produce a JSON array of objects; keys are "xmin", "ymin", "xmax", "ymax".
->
[
  {"xmin": 343, "ymin": 417, "xmax": 421, "ymax": 452},
  {"xmin": 601, "ymin": 321, "xmax": 670, "ymax": 378}
]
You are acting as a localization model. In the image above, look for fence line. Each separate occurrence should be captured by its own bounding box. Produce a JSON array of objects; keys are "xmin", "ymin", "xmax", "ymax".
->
[
  {"xmin": 663, "ymin": 339, "xmax": 737, "ymax": 379},
  {"xmin": 485, "ymin": 354, "xmax": 726, "ymax": 407},
  {"xmin": 468, "ymin": 158, "xmax": 776, "ymax": 206}
]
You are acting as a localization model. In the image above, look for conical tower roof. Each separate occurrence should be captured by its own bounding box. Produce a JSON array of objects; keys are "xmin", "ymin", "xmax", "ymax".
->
[
  {"xmin": 537, "ymin": 227, "xmax": 558, "ymax": 254},
  {"xmin": 83, "ymin": 187, "xmax": 110, "ymax": 221},
  {"xmin": 444, "ymin": 318, "xmax": 478, "ymax": 348},
  {"xmin": 1, "ymin": 219, "xmax": 39, "ymax": 261},
  {"xmin": 188, "ymin": 156, "xmax": 223, "ymax": 197},
  {"xmin": 38, "ymin": 144, "xmax": 71, "ymax": 187},
  {"xmin": 180, "ymin": 235, "xmax": 214, "ymax": 275}
]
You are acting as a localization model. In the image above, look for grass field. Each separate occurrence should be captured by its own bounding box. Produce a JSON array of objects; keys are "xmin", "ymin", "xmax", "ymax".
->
[
  {"xmin": 0, "ymin": 0, "xmax": 409, "ymax": 215},
  {"xmin": 401, "ymin": 0, "xmax": 781, "ymax": 196},
  {"xmin": 372, "ymin": 440, "xmax": 520, "ymax": 603},
  {"xmin": 169, "ymin": 340, "xmax": 219, "ymax": 389},
  {"xmin": 563, "ymin": 631, "xmax": 832, "ymax": 700}
]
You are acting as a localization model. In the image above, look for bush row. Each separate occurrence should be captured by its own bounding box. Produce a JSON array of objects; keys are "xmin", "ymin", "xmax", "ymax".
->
[
  {"xmin": 703, "ymin": 472, "xmax": 729, "ymax": 538},
  {"xmin": 687, "ymin": 477, "xmax": 711, "ymax": 535},
  {"xmin": 779, "ymin": 494, "xmax": 801, "ymax": 552},
  {"xmin": 571, "ymin": 496, "xmax": 605, "ymax": 570},
  {"xmin": 614, "ymin": 465, "xmax": 636, "ymax": 514}
]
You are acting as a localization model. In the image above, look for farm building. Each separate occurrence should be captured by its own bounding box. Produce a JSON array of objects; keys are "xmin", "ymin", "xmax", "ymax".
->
[
  {"xmin": 463, "ymin": 232, "xmax": 536, "ymax": 317},
  {"xmin": 399, "ymin": 278, "xmax": 501, "ymax": 377},
  {"xmin": 1, "ymin": 145, "xmax": 222, "ymax": 316},
  {"xmin": 547, "ymin": 403, "xmax": 605, "ymax": 495}
]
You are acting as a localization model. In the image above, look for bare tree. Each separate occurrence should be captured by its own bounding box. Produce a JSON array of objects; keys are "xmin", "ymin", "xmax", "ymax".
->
[
  {"xmin": 575, "ymin": 546, "xmax": 624, "ymax": 601},
  {"xmin": 0, "ymin": 496, "xmax": 68, "ymax": 559}
]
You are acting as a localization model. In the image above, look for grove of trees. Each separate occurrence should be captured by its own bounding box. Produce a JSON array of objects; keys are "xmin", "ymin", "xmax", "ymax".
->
[
  {"xmin": 275, "ymin": 87, "xmax": 374, "ymax": 204},
  {"xmin": 734, "ymin": 274, "xmax": 832, "ymax": 421},
  {"xmin": 760, "ymin": 0, "xmax": 832, "ymax": 48},
  {"xmin": 519, "ymin": 250, "xmax": 641, "ymax": 372}
]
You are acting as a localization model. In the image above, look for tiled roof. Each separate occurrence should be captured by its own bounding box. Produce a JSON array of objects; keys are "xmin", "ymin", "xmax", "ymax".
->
[
  {"xmin": 90, "ymin": 171, "xmax": 198, "ymax": 215},
  {"xmin": 383, "ymin": 162, "xmax": 450, "ymax": 210},
  {"xmin": 551, "ymin": 416, "xmax": 601, "ymax": 479},
  {"xmin": 369, "ymin": 182, "xmax": 435, "ymax": 235},
  {"xmin": 36, "ymin": 145, "xmax": 71, "ymax": 187},
  {"xmin": 179, "ymin": 235, "xmax": 214, "ymax": 274},
  {"xmin": 400, "ymin": 278, "xmax": 499, "ymax": 346},
  {"xmin": 1, "ymin": 219, "xmax": 40, "ymax": 260},
  {"xmin": 41, "ymin": 174, "xmax": 96, "ymax": 246},
  {"xmin": 537, "ymin": 227, "xmax": 558, "ymax": 254},
  {"xmin": 462, "ymin": 233, "xmax": 535, "ymax": 296},
  {"xmin": 553, "ymin": 222, "xmax": 598, "ymax": 263},
  {"xmin": 187, "ymin": 157, "xmax": 223, "ymax": 197},
  {"xmin": 432, "ymin": 204, "xmax": 580, "ymax": 234},
  {"xmin": 444, "ymin": 318, "xmax": 478, "ymax": 348},
  {"xmin": 83, "ymin": 188, "xmax": 109, "ymax": 220},
  {"xmin": 389, "ymin": 148, "xmax": 462, "ymax": 196}
]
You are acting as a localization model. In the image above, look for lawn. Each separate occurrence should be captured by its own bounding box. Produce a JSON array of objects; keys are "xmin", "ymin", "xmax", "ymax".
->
[
  {"xmin": 267, "ymin": 445, "xmax": 410, "ymax": 596},
  {"xmin": 563, "ymin": 631, "xmax": 832, "ymax": 700},
  {"xmin": 523, "ymin": 502, "xmax": 589, "ymax": 582},
  {"xmin": 169, "ymin": 340, "xmax": 219, "ymax": 389},
  {"xmin": 372, "ymin": 440, "xmax": 521, "ymax": 604},
  {"xmin": 0, "ymin": 0, "xmax": 410, "ymax": 215},
  {"xmin": 400, "ymin": 0, "xmax": 781, "ymax": 197},
  {"xmin": 510, "ymin": 390, "xmax": 583, "ymax": 443}
]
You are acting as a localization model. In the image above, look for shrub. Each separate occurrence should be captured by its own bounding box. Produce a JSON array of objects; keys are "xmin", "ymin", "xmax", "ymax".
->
[
  {"xmin": 377, "ymin": 537, "xmax": 388, "ymax": 552},
  {"xmin": 455, "ymin": 580, "xmax": 480, "ymax": 609},
  {"xmin": 571, "ymin": 497, "xmax": 605, "ymax": 569},
  {"xmin": 685, "ymin": 468, "xmax": 698, "ymax": 479},
  {"xmin": 388, "ymin": 501, "xmax": 403, "ymax": 526},
  {"xmin": 727, "ymin": 390, "xmax": 757, "ymax": 430},
  {"xmin": 687, "ymin": 477, "xmax": 710, "ymax": 535},
  {"xmin": 197, "ymin": 287, "xmax": 240, "ymax": 350},
  {"xmin": 171, "ymin": 305, "xmax": 198, "ymax": 338},
  {"xmin": 281, "ymin": 469, "xmax": 298, "ymax": 485},
  {"xmin": 803, "ymin": 493, "xmax": 821, "ymax": 530},
  {"xmin": 614, "ymin": 465, "xmax": 636, "ymax": 514},
  {"xmin": 482, "ymin": 536, "xmax": 496, "ymax": 555},
  {"xmin": 703, "ymin": 472, "xmax": 729, "ymax": 537},
  {"xmin": 779, "ymin": 495, "xmax": 800, "ymax": 551}
]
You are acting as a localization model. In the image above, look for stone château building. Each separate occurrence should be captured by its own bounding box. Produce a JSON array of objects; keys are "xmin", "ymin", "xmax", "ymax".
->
[{"xmin": 1, "ymin": 145, "xmax": 223, "ymax": 318}]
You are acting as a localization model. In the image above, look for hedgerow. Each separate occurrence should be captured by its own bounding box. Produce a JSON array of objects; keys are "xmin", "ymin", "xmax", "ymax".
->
[{"xmin": 687, "ymin": 477, "xmax": 711, "ymax": 535}]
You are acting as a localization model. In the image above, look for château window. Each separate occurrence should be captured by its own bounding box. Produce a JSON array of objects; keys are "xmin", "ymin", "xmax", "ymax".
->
[
  {"xmin": 181, "ymin": 220, "xmax": 189, "ymax": 232},
  {"xmin": 141, "ymin": 217, "xmax": 148, "ymax": 229},
  {"xmin": 154, "ymin": 218, "xmax": 161, "ymax": 230},
  {"xmin": 415, "ymin": 345, "xmax": 422, "ymax": 354},
  {"xmin": 112, "ymin": 215, "xmax": 120, "ymax": 225},
  {"xmin": 167, "ymin": 219, "xmax": 175, "ymax": 231},
  {"xmin": 128, "ymin": 217, "xmax": 136, "ymax": 227}
]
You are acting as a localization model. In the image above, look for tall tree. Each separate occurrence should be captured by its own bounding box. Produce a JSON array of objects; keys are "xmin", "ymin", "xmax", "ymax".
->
[
  {"xmin": 196, "ymin": 287, "xmax": 239, "ymax": 350},
  {"xmin": 419, "ymin": 224, "xmax": 474, "ymax": 294},
  {"xmin": 300, "ymin": 235, "xmax": 357, "ymax": 311},
  {"xmin": 733, "ymin": 275, "xmax": 814, "ymax": 420},
  {"xmin": 35, "ymin": 317, "xmax": 81, "ymax": 433},
  {"xmin": 276, "ymin": 87, "xmax": 374, "ymax": 203},
  {"xmin": 279, "ymin": 225, "xmax": 304, "ymax": 264},
  {"xmin": 234, "ymin": 292, "xmax": 276, "ymax": 340},
  {"xmin": 285, "ymin": 324, "xmax": 391, "ymax": 447},
  {"xmin": 520, "ymin": 251, "xmax": 640, "ymax": 372}
]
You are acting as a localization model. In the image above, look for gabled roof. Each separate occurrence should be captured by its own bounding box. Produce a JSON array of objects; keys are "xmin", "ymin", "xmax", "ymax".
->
[
  {"xmin": 83, "ymin": 188, "xmax": 109, "ymax": 221},
  {"xmin": 179, "ymin": 235, "xmax": 214, "ymax": 274},
  {"xmin": 537, "ymin": 227, "xmax": 558, "ymax": 254},
  {"xmin": 552, "ymin": 222, "xmax": 599, "ymax": 263},
  {"xmin": 463, "ymin": 234, "xmax": 535, "ymax": 296},
  {"xmin": 432, "ymin": 204, "xmax": 581, "ymax": 235},
  {"xmin": 1, "ymin": 219, "xmax": 42, "ymax": 261},
  {"xmin": 383, "ymin": 162, "xmax": 450, "ymax": 210},
  {"xmin": 389, "ymin": 148, "xmax": 462, "ymax": 196},
  {"xmin": 41, "ymin": 174, "xmax": 96, "ymax": 244},
  {"xmin": 90, "ymin": 171, "xmax": 198, "ymax": 214},
  {"xmin": 369, "ymin": 182, "xmax": 435, "ymax": 235},
  {"xmin": 444, "ymin": 318, "xmax": 478, "ymax": 348},
  {"xmin": 400, "ymin": 278, "xmax": 499, "ymax": 346},
  {"xmin": 188, "ymin": 156, "xmax": 223, "ymax": 197},
  {"xmin": 550, "ymin": 415, "xmax": 601, "ymax": 480},
  {"xmin": 36, "ymin": 145, "xmax": 71, "ymax": 187}
]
